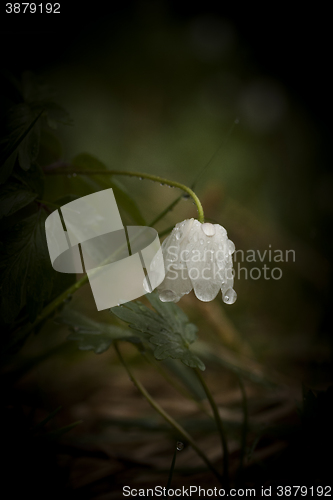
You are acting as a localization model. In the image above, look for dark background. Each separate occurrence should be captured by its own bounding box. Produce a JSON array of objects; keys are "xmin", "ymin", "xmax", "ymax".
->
[{"xmin": 1, "ymin": 2, "xmax": 333, "ymax": 497}]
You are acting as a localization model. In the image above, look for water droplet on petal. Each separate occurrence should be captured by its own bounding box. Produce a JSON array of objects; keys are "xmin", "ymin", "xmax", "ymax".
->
[
  {"xmin": 223, "ymin": 287, "xmax": 237, "ymax": 304},
  {"xmin": 201, "ymin": 223, "xmax": 216, "ymax": 236},
  {"xmin": 193, "ymin": 233, "xmax": 198, "ymax": 242},
  {"xmin": 159, "ymin": 289, "xmax": 177, "ymax": 302},
  {"xmin": 177, "ymin": 441, "xmax": 184, "ymax": 451},
  {"xmin": 228, "ymin": 240, "xmax": 235, "ymax": 255},
  {"xmin": 200, "ymin": 239, "xmax": 204, "ymax": 244}
]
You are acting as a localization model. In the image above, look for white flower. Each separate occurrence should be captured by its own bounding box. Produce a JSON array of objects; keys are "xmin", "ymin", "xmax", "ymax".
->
[{"xmin": 155, "ymin": 218, "xmax": 237, "ymax": 304}]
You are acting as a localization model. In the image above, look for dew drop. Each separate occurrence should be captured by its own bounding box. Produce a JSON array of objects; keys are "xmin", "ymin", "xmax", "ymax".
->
[
  {"xmin": 159, "ymin": 290, "xmax": 177, "ymax": 302},
  {"xmin": 222, "ymin": 288, "xmax": 237, "ymax": 305},
  {"xmin": 201, "ymin": 223, "xmax": 216, "ymax": 236},
  {"xmin": 182, "ymin": 193, "xmax": 190, "ymax": 199},
  {"xmin": 139, "ymin": 177, "xmax": 143, "ymax": 180},
  {"xmin": 200, "ymin": 239, "xmax": 204, "ymax": 244},
  {"xmin": 175, "ymin": 231, "xmax": 181, "ymax": 240},
  {"xmin": 177, "ymin": 441, "xmax": 184, "ymax": 451},
  {"xmin": 228, "ymin": 240, "xmax": 235, "ymax": 255}
]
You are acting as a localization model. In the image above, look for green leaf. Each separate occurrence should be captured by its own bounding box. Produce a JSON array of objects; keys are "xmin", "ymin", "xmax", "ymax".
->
[
  {"xmin": 111, "ymin": 293, "xmax": 205, "ymax": 371},
  {"xmin": 32, "ymin": 406, "xmax": 62, "ymax": 434},
  {"xmin": 40, "ymin": 101, "xmax": 72, "ymax": 129},
  {"xmin": 11, "ymin": 163, "xmax": 45, "ymax": 198},
  {"xmin": 45, "ymin": 420, "xmax": 82, "ymax": 441},
  {"xmin": 57, "ymin": 308, "xmax": 143, "ymax": 354},
  {"xmin": 38, "ymin": 128, "xmax": 63, "ymax": 165},
  {"xmin": 191, "ymin": 341, "xmax": 278, "ymax": 387},
  {"xmin": 0, "ymin": 181, "xmax": 37, "ymax": 219},
  {"xmin": 162, "ymin": 358, "xmax": 206, "ymax": 400},
  {"xmin": 0, "ymin": 104, "xmax": 43, "ymax": 182},
  {"xmin": 72, "ymin": 153, "xmax": 146, "ymax": 225},
  {"xmin": 0, "ymin": 210, "xmax": 54, "ymax": 323}
]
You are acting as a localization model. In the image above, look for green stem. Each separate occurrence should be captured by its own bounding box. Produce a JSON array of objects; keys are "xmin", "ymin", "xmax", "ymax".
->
[
  {"xmin": 195, "ymin": 368, "xmax": 229, "ymax": 487},
  {"xmin": 114, "ymin": 342, "xmax": 222, "ymax": 484},
  {"xmin": 149, "ymin": 194, "xmax": 183, "ymax": 227},
  {"xmin": 237, "ymin": 376, "xmax": 248, "ymax": 482},
  {"xmin": 166, "ymin": 446, "xmax": 177, "ymax": 497},
  {"xmin": 45, "ymin": 168, "xmax": 205, "ymax": 223},
  {"xmin": 142, "ymin": 351, "xmax": 212, "ymax": 417},
  {"xmin": 36, "ymin": 199, "xmax": 61, "ymax": 209}
]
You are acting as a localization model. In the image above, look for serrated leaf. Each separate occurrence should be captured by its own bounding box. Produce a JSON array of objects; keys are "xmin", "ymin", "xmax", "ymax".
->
[
  {"xmin": 57, "ymin": 308, "xmax": 143, "ymax": 354},
  {"xmin": 111, "ymin": 293, "xmax": 205, "ymax": 371},
  {"xmin": 0, "ymin": 181, "xmax": 37, "ymax": 219},
  {"xmin": 0, "ymin": 210, "xmax": 54, "ymax": 323},
  {"xmin": 72, "ymin": 153, "xmax": 146, "ymax": 225}
]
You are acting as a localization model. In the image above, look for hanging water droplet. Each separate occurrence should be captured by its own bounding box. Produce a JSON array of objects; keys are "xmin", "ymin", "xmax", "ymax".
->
[
  {"xmin": 177, "ymin": 441, "xmax": 184, "ymax": 451},
  {"xmin": 159, "ymin": 290, "xmax": 177, "ymax": 302},
  {"xmin": 182, "ymin": 193, "xmax": 190, "ymax": 199},
  {"xmin": 222, "ymin": 288, "xmax": 237, "ymax": 305},
  {"xmin": 201, "ymin": 223, "xmax": 216, "ymax": 236}
]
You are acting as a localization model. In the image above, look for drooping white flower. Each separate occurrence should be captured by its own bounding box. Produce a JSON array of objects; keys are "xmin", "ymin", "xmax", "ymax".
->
[{"xmin": 155, "ymin": 219, "xmax": 237, "ymax": 304}]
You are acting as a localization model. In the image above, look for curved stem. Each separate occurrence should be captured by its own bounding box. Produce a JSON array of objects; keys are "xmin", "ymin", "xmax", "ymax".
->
[
  {"xmin": 45, "ymin": 168, "xmax": 205, "ymax": 223},
  {"xmin": 195, "ymin": 368, "xmax": 229, "ymax": 488},
  {"xmin": 114, "ymin": 342, "xmax": 222, "ymax": 484}
]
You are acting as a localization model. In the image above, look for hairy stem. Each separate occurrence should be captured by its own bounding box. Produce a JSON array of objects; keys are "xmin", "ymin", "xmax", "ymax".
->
[
  {"xmin": 114, "ymin": 342, "xmax": 222, "ymax": 484},
  {"xmin": 195, "ymin": 368, "xmax": 229, "ymax": 487},
  {"xmin": 45, "ymin": 167, "xmax": 205, "ymax": 223}
]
